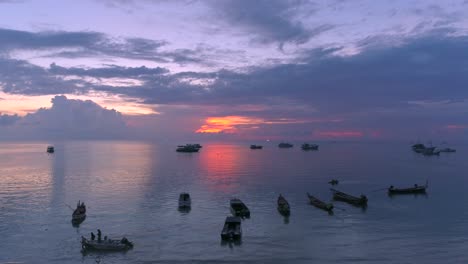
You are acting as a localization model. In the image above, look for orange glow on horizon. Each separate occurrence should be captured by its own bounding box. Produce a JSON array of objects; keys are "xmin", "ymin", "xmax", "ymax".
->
[{"xmin": 196, "ymin": 115, "xmax": 311, "ymax": 134}]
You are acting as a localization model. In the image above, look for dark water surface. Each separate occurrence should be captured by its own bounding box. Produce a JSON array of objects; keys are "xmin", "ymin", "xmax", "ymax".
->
[{"xmin": 1, "ymin": 141, "xmax": 467, "ymax": 263}]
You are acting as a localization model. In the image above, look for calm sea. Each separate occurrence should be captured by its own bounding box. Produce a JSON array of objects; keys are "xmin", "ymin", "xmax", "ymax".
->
[{"xmin": 0, "ymin": 141, "xmax": 467, "ymax": 263}]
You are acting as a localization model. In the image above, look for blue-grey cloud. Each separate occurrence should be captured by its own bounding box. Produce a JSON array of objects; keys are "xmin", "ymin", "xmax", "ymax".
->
[
  {"xmin": 208, "ymin": 0, "xmax": 332, "ymax": 46},
  {"xmin": 0, "ymin": 113, "xmax": 20, "ymax": 126}
]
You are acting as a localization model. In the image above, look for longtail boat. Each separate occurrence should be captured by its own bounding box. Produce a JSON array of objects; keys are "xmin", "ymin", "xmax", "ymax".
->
[
  {"xmin": 277, "ymin": 194, "xmax": 290, "ymax": 216},
  {"xmin": 307, "ymin": 193, "xmax": 333, "ymax": 212},
  {"xmin": 388, "ymin": 182, "xmax": 428, "ymax": 195},
  {"xmin": 330, "ymin": 188, "xmax": 367, "ymax": 206}
]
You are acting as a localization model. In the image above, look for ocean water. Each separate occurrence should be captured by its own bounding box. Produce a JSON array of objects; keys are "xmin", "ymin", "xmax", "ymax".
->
[{"xmin": 0, "ymin": 141, "xmax": 467, "ymax": 264}]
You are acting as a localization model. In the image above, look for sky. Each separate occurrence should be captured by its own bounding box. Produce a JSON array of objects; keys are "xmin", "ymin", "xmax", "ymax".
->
[{"xmin": 0, "ymin": 0, "xmax": 468, "ymax": 142}]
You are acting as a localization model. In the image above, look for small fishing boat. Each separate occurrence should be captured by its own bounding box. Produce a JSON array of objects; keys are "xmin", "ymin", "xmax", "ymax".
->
[
  {"xmin": 277, "ymin": 194, "xmax": 290, "ymax": 216},
  {"xmin": 278, "ymin": 142, "xmax": 293, "ymax": 148},
  {"xmin": 176, "ymin": 144, "xmax": 200, "ymax": 152},
  {"xmin": 178, "ymin": 192, "xmax": 191, "ymax": 208},
  {"xmin": 46, "ymin": 146, "xmax": 54, "ymax": 153},
  {"xmin": 81, "ymin": 236, "xmax": 133, "ymax": 251},
  {"xmin": 388, "ymin": 182, "xmax": 427, "ymax": 194},
  {"xmin": 72, "ymin": 201, "xmax": 86, "ymax": 224},
  {"xmin": 331, "ymin": 188, "xmax": 368, "ymax": 206},
  {"xmin": 230, "ymin": 198, "xmax": 250, "ymax": 217},
  {"xmin": 302, "ymin": 143, "xmax": 319, "ymax": 150},
  {"xmin": 220, "ymin": 216, "xmax": 242, "ymax": 241},
  {"xmin": 250, "ymin": 145, "xmax": 263, "ymax": 149},
  {"xmin": 328, "ymin": 179, "xmax": 339, "ymax": 185},
  {"xmin": 307, "ymin": 193, "xmax": 333, "ymax": 212}
]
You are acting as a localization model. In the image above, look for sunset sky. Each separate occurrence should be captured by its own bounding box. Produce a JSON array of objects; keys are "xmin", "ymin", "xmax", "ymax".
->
[{"xmin": 1, "ymin": 0, "xmax": 467, "ymax": 141}]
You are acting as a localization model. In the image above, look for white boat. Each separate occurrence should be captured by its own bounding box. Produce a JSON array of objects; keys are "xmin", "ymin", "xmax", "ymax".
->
[
  {"xmin": 81, "ymin": 236, "xmax": 133, "ymax": 251},
  {"xmin": 220, "ymin": 216, "xmax": 242, "ymax": 241},
  {"xmin": 178, "ymin": 193, "xmax": 191, "ymax": 208}
]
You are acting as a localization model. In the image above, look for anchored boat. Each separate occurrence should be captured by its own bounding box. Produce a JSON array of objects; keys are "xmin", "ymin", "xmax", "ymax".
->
[
  {"xmin": 278, "ymin": 142, "xmax": 293, "ymax": 148},
  {"xmin": 307, "ymin": 193, "xmax": 333, "ymax": 212},
  {"xmin": 46, "ymin": 146, "xmax": 54, "ymax": 153},
  {"xmin": 388, "ymin": 182, "xmax": 428, "ymax": 195},
  {"xmin": 72, "ymin": 201, "xmax": 86, "ymax": 225},
  {"xmin": 331, "ymin": 188, "xmax": 368, "ymax": 206},
  {"xmin": 302, "ymin": 143, "xmax": 319, "ymax": 150},
  {"xmin": 178, "ymin": 193, "xmax": 191, "ymax": 208},
  {"xmin": 250, "ymin": 145, "xmax": 263, "ymax": 149},
  {"xmin": 277, "ymin": 194, "xmax": 290, "ymax": 216},
  {"xmin": 230, "ymin": 198, "xmax": 250, "ymax": 218},
  {"xmin": 220, "ymin": 216, "xmax": 242, "ymax": 241}
]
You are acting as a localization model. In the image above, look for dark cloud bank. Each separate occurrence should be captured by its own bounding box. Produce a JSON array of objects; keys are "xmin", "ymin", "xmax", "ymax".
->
[{"xmin": 1, "ymin": 27, "xmax": 468, "ymax": 140}]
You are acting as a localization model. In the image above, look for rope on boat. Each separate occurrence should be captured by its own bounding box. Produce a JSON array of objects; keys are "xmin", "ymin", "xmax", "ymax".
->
[{"xmin": 65, "ymin": 203, "xmax": 74, "ymax": 211}]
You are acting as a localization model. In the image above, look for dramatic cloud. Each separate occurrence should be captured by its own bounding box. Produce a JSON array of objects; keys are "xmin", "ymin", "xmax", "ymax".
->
[{"xmin": 0, "ymin": 96, "xmax": 128, "ymax": 139}]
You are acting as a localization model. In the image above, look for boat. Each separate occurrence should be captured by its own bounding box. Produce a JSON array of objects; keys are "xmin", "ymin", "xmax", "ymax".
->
[
  {"xmin": 328, "ymin": 179, "xmax": 339, "ymax": 185},
  {"xmin": 81, "ymin": 236, "xmax": 133, "ymax": 251},
  {"xmin": 178, "ymin": 192, "xmax": 191, "ymax": 208},
  {"xmin": 191, "ymin": 144, "xmax": 202, "ymax": 149},
  {"xmin": 330, "ymin": 188, "xmax": 367, "ymax": 206},
  {"xmin": 439, "ymin": 147, "xmax": 456, "ymax": 153},
  {"xmin": 46, "ymin": 146, "xmax": 54, "ymax": 153},
  {"xmin": 277, "ymin": 194, "xmax": 290, "ymax": 216},
  {"xmin": 302, "ymin": 143, "xmax": 319, "ymax": 150},
  {"xmin": 411, "ymin": 143, "xmax": 426, "ymax": 153},
  {"xmin": 250, "ymin": 145, "xmax": 263, "ymax": 149},
  {"xmin": 278, "ymin": 142, "xmax": 293, "ymax": 148},
  {"xmin": 220, "ymin": 216, "xmax": 242, "ymax": 241},
  {"xmin": 176, "ymin": 144, "xmax": 200, "ymax": 152},
  {"xmin": 307, "ymin": 193, "xmax": 333, "ymax": 212},
  {"xmin": 388, "ymin": 182, "xmax": 428, "ymax": 195},
  {"xmin": 72, "ymin": 201, "xmax": 86, "ymax": 224},
  {"xmin": 230, "ymin": 198, "xmax": 250, "ymax": 217},
  {"xmin": 422, "ymin": 147, "xmax": 440, "ymax": 156}
]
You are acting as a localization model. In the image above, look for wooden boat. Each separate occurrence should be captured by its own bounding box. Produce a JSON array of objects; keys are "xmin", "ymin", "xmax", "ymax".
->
[
  {"xmin": 81, "ymin": 236, "xmax": 133, "ymax": 251},
  {"xmin": 250, "ymin": 145, "xmax": 263, "ymax": 149},
  {"xmin": 328, "ymin": 179, "xmax": 339, "ymax": 185},
  {"xmin": 220, "ymin": 216, "xmax": 242, "ymax": 241},
  {"xmin": 331, "ymin": 188, "xmax": 367, "ymax": 206},
  {"xmin": 277, "ymin": 194, "xmax": 290, "ymax": 216},
  {"xmin": 302, "ymin": 143, "xmax": 319, "ymax": 150},
  {"xmin": 278, "ymin": 142, "xmax": 293, "ymax": 148},
  {"xmin": 46, "ymin": 146, "xmax": 54, "ymax": 153},
  {"xmin": 72, "ymin": 201, "xmax": 86, "ymax": 223},
  {"xmin": 388, "ymin": 182, "xmax": 427, "ymax": 194},
  {"xmin": 178, "ymin": 192, "xmax": 191, "ymax": 208},
  {"xmin": 176, "ymin": 144, "xmax": 200, "ymax": 152},
  {"xmin": 230, "ymin": 198, "xmax": 250, "ymax": 217},
  {"xmin": 307, "ymin": 193, "xmax": 333, "ymax": 212}
]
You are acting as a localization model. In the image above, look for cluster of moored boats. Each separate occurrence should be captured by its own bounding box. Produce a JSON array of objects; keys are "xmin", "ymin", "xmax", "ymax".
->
[
  {"xmin": 72, "ymin": 179, "xmax": 428, "ymax": 251},
  {"xmin": 411, "ymin": 143, "xmax": 456, "ymax": 156}
]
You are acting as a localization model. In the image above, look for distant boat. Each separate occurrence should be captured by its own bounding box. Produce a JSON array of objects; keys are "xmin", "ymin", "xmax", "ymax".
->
[
  {"xmin": 439, "ymin": 147, "xmax": 456, "ymax": 153},
  {"xmin": 307, "ymin": 193, "xmax": 333, "ymax": 212},
  {"xmin": 220, "ymin": 216, "xmax": 242, "ymax": 241},
  {"xmin": 421, "ymin": 147, "xmax": 440, "ymax": 156},
  {"xmin": 302, "ymin": 143, "xmax": 319, "ymax": 151},
  {"xmin": 277, "ymin": 194, "xmax": 290, "ymax": 216},
  {"xmin": 388, "ymin": 182, "xmax": 427, "ymax": 195},
  {"xmin": 411, "ymin": 143, "xmax": 426, "ymax": 153},
  {"xmin": 330, "ymin": 188, "xmax": 367, "ymax": 206},
  {"xmin": 178, "ymin": 193, "xmax": 191, "ymax": 208},
  {"xmin": 72, "ymin": 200, "xmax": 86, "ymax": 225},
  {"xmin": 46, "ymin": 146, "xmax": 54, "ymax": 153},
  {"xmin": 278, "ymin": 142, "xmax": 293, "ymax": 148},
  {"xmin": 230, "ymin": 198, "xmax": 250, "ymax": 217},
  {"xmin": 250, "ymin": 145, "xmax": 263, "ymax": 149},
  {"xmin": 176, "ymin": 144, "xmax": 200, "ymax": 152},
  {"xmin": 328, "ymin": 179, "xmax": 339, "ymax": 185},
  {"xmin": 81, "ymin": 236, "xmax": 133, "ymax": 251}
]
